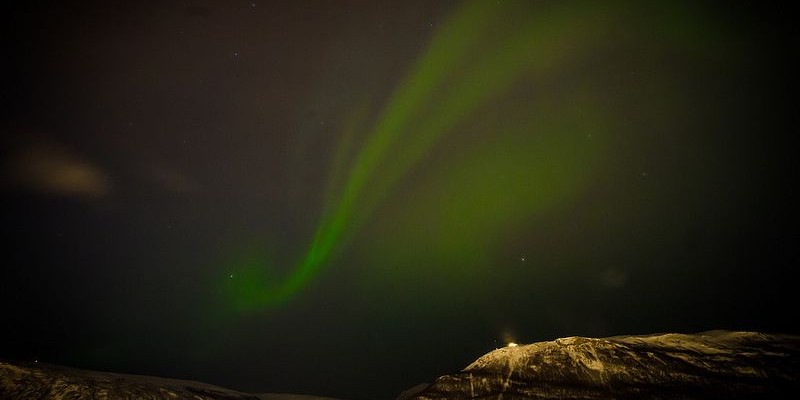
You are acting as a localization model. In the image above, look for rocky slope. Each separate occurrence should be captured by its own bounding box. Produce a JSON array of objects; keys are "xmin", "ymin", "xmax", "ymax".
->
[
  {"xmin": 0, "ymin": 360, "xmax": 338, "ymax": 400},
  {"xmin": 409, "ymin": 330, "xmax": 799, "ymax": 399},
  {"xmin": 3, "ymin": 331, "xmax": 797, "ymax": 399}
]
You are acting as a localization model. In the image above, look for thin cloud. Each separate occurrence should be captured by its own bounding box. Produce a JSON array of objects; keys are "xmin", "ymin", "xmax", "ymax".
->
[{"xmin": 3, "ymin": 140, "xmax": 111, "ymax": 199}]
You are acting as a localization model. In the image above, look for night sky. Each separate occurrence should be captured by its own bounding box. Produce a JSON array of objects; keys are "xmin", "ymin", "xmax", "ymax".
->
[{"xmin": 1, "ymin": 1, "xmax": 797, "ymax": 399}]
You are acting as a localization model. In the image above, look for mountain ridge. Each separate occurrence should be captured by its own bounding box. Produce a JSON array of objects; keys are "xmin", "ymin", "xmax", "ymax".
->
[
  {"xmin": 0, "ymin": 359, "xmax": 339, "ymax": 400},
  {"xmin": 2, "ymin": 330, "xmax": 798, "ymax": 400},
  {"xmin": 408, "ymin": 330, "xmax": 799, "ymax": 399}
]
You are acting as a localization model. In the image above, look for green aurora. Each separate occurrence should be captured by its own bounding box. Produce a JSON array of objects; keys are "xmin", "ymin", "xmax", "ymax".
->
[{"xmin": 222, "ymin": 0, "xmax": 723, "ymax": 310}]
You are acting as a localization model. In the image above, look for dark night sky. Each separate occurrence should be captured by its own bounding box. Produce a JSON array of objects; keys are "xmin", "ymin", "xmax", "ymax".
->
[{"xmin": 1, "ymin": 1, "xmax": 797, "ymax": 399}]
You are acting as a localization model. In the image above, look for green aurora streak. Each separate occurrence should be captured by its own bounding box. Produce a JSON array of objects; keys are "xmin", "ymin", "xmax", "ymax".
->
[{"xmin": 223, "ymin": 0, "xmax": 717, "ymax": 310}]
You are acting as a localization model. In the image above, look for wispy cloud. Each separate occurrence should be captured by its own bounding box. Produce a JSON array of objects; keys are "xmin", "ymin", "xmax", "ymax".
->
[{"xmin": 3, "ymin": 139, "xmax": 111, "ymax": 199}]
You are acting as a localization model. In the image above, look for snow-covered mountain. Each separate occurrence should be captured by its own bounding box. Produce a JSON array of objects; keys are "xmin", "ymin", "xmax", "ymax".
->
[
  {"xmin": 3, "ymin": 331, "xmax": 798, "ymax": 399},
  {"xmin": 0, "ymin": 360, "xmax": 339, "ymax": 400},
  {"xmin": 408, "ymin": 330, "xmax": 799, "ymax": 399}
]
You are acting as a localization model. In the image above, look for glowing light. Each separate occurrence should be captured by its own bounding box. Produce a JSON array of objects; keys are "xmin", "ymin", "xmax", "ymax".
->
[
  {"xmin": 221, "ymin": 0, "xmax": 711, "ymax": 310},
  {"xmin": 508, "ymin": 342, "xmax": 518, "ymax": 347},
  {"xmin": 223, "ymin": 0, "xmax": 606, "ymax": 310}
]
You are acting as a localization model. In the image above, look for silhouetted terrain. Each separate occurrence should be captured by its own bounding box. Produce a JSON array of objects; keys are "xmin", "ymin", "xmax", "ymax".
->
[
  {"xmin": 409, "ymin": 331, "xmax": 799, "ymax": 399},
  {"xmin": 0, "ymin": 360, "xmax": 339, "ymax": 400},
  {"xmin": 2, "ymin": 331, "xmax": 798, "ymax": 400}
]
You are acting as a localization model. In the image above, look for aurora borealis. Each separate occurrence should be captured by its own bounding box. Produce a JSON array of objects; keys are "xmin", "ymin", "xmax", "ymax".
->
[
  {"xmin": 223, "ymin": 0, "xmax": 612, "ymax": 308},
  {"xmin": 1, "ymin": 1, "xmax": 796, "ymax": 399},
  {"xmin": 223, "ymin": 0, "xmax": 718, "ymax": 310}
]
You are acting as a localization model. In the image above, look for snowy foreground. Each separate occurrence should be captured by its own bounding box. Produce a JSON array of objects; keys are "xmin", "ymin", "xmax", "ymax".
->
[
  {"xmin": 406, "ymin": 331, "xmax": 799, "ymax": 399},
  {"xmin": 2, "ymin": 331, "xmax": 798, "ymax": 399},
  {"xmin": 0, "ymin": 360, "xmax": 338, "ymax": 400}
]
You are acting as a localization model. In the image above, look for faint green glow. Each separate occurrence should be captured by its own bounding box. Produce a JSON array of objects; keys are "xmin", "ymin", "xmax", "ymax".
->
[
  {"xmin": 223, "ymin": 0, "xmax": 716, "ymax": 310},
  {"xmin": 223, "ymin": 0, "xmax": 593, "ymax": 310}
]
